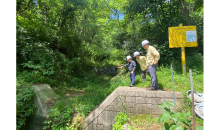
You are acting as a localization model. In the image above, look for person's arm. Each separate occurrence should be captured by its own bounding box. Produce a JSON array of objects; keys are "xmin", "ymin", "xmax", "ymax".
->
[
  {"xmin": 152, "ymin": 48, "xmax": 160, "ymax": 65},
  {"xmin": 119, "ymin": 63, "xmax": 128, "ymax": 69},
  {"xmin": 132, "ymin": 66, "xmax": 136, "ymax": 72},
  {"xmin": 123, "ymin": 63, "xmax": 129, "ymax": 67}
]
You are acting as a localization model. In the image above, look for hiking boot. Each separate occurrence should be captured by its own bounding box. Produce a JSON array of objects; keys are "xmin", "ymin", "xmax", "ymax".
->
[
  {"xmin": 153, "ymin": 86, "xmax": 159, "ymax": 90},
  {"xmin": 146, "ymin": 87, "xmax": 158, "ymax": 91},
  {"xmin": 129, "ymin": 84, "xmax": 133, "ymax": 87},
  {"xmin": 146, "ymin": 87, "xmax": 153, "ymax": 91}
]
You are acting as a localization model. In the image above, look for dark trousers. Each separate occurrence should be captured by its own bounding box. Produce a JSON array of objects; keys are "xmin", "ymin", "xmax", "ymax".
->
[
  {"xmin": 148, "ymin": 64, "xmax": 159, "ymax": 89},
  {"xmin": 141, "ymin": 69, "xmax": 151, "ymax": 81},
  {"xmin": 130, "ymin": 72, "xmax": 136, "ymax": 86}
]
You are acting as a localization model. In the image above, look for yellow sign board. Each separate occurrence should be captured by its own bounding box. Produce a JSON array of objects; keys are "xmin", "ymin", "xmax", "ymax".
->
[{"xmin": 169, "ymin": 26, "xmax": 198, "ymax": 48}]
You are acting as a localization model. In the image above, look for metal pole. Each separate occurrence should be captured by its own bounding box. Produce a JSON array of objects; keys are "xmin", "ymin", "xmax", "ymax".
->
[
  {"xmin": 179, "ymin": 23, "xmax": 187, "ymax": 77},
  {"xmin": 181, "ymin": 47, "xmax": 186, "ymax": 76},
  {"xmin": 171, "ymin": 64, "xmax": 177, "ymax": 113},
  {"xmin": 189, "ymin": 69, "xmax": 195, "ymax": 130}
]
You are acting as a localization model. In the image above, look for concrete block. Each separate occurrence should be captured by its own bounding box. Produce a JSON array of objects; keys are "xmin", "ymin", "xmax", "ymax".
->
[
  {"xmin": 126, "ymin": 96, "xmax": 136, "ymax": 103},
  {"xmin": 137, "ymin": 91, "xmax": 147, "ymax": 97},
  {"xmin": 98, "ymin": 125, "xmax": 104, "ymax": 130},
  {"xmin": 155, "ymin": 91, "xmax": 167, "ymax": 98},
  {"xmin": 110, "ymin": 98, "xmax": 117, "ymax": 106},
  {"xmin": 126, "ymin": 107, "xmax": 136, "ymax": 115},
  {"xmin": 97, "ymin": 114, "xmax": 103, "ymax": 125},
  {"xmin": 116, "ymin": 105, "xmax": 125, "ymax": 112},
  {"xmin": 103, "ymin": 124, "xmax": 112, "ymax": 130},
  {"xmin": 145, "ymin": 98, "xmax": 152, "ymax": 104},
  {"xmin": 93, "ymin": 118, "xmax": 98, "ymax": 125},
  {"xmin": 125, "ymin": 91, "xmax": 137, "ymax": 96},
  {"xmin": 136, "ymin": 104, "xmax": 147, "ymax": 114},
  {"xmin": 164, "ymin": 98, "xmax": 175, "ymax": 103},
  {"xmin": 175, "ymin": 92, "xmax": 183, "ymax": 99},
  {"xmin": 146, "ymin": 91, "xmax": 157, "ymax": 97},
  {"xmin": 117, "ymin": 96, "xmax": 126, "ymax": 104},
  {"xmin": 126, "ymin": 103, "xmax": 135, "ymax": 108},
  {"xmin": 143, "ymin": 104, "xmax": 152, "ymax": 114},
  {"xmin": 102, "ymin": 111, "xmax": 116, "ymax": 126},
  {"xmin": 126, "ymin": 107, "xmax": 131, "ymax": 113},
  {"xmin": 150, "ymin": 98, "xmax": 163, "ymax": 105},
  {"xmin": 105, "ymin": 105, "xmax": 115, "ymax": 111},
  {"xmin": 84, "ymin": 123, "xmax": 93, "ymax": 130},
  {"xmin": 92, "ymin": 124, "xmax": 98, "ymax": 130},
  {"xmin": 152, "ymin": 104, "xmax": 164, "ymax": 115},
  {"xmin": 136, "ymin": 97, "xmax": 146, "ymax": 104},
  {"xmin": 158, "ymin": 91, "xmax": 183, "ymax": 99}
]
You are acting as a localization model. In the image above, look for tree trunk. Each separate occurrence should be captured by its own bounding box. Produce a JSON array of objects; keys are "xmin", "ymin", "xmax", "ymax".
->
[{"xmin": 181, "ymin": 0, "xmax": 191, "ymax": 25}]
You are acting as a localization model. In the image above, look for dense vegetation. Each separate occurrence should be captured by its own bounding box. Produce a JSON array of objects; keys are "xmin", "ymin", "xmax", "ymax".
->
[{"xmin": 16, "ymin": 0, "xmax": 203, "ymax": 129}]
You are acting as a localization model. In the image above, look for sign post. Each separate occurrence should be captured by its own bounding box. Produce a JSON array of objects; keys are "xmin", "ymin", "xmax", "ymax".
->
[
  {"xmin": 169, "ymin": 23, "xmax": 198, "ymax": 76},
  {"xmin": 179, "ymin": 24, "xmax": 187, "ymax": 76}
]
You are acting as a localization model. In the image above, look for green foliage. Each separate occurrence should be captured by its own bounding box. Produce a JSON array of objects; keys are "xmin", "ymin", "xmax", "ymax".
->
[
  {"xmin": 157, "ymin": 101, "xmax": 203, "ymax": 130},
  {"xmin": 16, "ymin": 79, "xmax": 35, "ymax": 130},
  {"xmin": 186, "ymin": 53, "xmax": 203, "ymax": 74},
  {"xmin": 43, "ymin": 99, "xmax": 74, "ymax": 130},
  {"xmin": 129, "ymin": 114, "xmax": 158, "ymax": 129},
  {"xmin": 113, "ymin": 112, "xmax": 130, "ymax": 130}
]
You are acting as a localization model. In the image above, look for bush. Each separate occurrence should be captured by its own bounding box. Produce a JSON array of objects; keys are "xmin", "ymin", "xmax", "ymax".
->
[
  {"xmin": 186, "ymin": 53, "xmax": 203, "ymax": 73},
  {"xmin": 16, "ymin": 79, "xmax": 35, "ymax": 130},
  {"xmin": 157, "ymin": 101, "xmax": 203, "ymax": 130},
  {"xmin": 113, "ymin": 112, "xmax": 130, "ymax": 130},
  {"xmin": 43, "ymin": 99, "xmax": 74, "ymax": 130}
]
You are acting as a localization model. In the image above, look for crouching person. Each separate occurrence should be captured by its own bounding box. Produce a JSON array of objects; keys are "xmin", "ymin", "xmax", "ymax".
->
[
  {"xmin": 119, "ymin": 56, "xmax": 136, "ymax": 87},
  {"xmin": 133, "ymin": 51, "xmax": 150, "ymax": 83}
]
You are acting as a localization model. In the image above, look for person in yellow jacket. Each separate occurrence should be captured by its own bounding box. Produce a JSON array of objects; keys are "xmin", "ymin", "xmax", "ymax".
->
[
  {"xmin": 141, "ymin": 40, "xmax": 160, "ymax": 90},
  {"xmin": 133, "ymin": 51, "xmax": 150, "ymax": 83}
]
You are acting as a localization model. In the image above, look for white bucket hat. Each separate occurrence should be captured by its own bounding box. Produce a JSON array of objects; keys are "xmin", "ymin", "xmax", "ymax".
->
[
  {"xmin": 133, "ymin": 51, "xmax": 140, "ymax": 57},
  {"xmin": 126, "ymin": 56, "xmax": 131, "ymax": 61},
  {"xmin": 141, "ymin": 40, "xmax": 149, "ymax": 47}
]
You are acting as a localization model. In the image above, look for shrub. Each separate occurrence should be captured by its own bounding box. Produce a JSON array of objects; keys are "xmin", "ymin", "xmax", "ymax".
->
[
  {"xmin": 16, "ymin": 79, "xmax": 35, "ymax": 130},
  {"xmin": 43, "ymin": 99, "xmax": 74, "ymax": 130},
  {"xmin": 157, "ymin": 101, "xmax": 203, "ymax": 130},
  {"xmin": 113, "ymin": 112, "xmax": 130, "ymax": 130}
]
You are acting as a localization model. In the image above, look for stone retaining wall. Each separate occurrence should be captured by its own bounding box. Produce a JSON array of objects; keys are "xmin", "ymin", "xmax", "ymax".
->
[{"xmin": 81, "ymin": 87, "xmax": 183, "ymax": 130}]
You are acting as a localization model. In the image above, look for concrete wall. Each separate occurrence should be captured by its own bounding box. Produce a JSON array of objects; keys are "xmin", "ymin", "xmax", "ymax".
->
[{"xmin": 81, "ymin": 87, "xmax": 183, "ymax": 130}]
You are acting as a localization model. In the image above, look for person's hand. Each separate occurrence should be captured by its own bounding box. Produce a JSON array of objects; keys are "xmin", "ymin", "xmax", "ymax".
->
[
  {"xmin": 119, "ymin": 66, "xmax": 123, "ymax": 69},
  {"xmin": 154, "ymin": 62, "xmax": 157, "ymax": 65},
  {"xmin": 131, "ymin": 71, "xmax": 134, "ymax": 74}
]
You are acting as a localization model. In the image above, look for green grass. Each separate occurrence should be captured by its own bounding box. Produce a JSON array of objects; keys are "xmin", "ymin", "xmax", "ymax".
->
[
  {"xmin": 111, "ymin": 65, "xmax": 203, "ymax": 93},
  {"xmin": 128, "ymin": 114, "xmax": 162, "ymax": 130}
]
